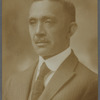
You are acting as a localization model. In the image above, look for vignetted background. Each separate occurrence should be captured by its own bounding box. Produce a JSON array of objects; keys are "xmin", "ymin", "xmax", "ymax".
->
[{"xmin": 2, "ymin": 0, "xmax": 98, "ymax": 88}]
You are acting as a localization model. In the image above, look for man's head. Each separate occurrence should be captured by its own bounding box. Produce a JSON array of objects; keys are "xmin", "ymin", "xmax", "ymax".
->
[{"xmin": 29, "ymin": 0, "xmax": 77, "ymax": 59}]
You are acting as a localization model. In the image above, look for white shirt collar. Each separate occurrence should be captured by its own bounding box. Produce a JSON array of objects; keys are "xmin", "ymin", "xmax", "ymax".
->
[{"xmin": 38, "ymin": 47, "xmax": 71, "ymax": 72}]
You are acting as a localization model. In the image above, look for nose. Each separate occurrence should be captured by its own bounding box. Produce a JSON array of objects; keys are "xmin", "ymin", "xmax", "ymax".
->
[{"xmin": 35, "ymin": 22, "xmax": 46, "ymax": 37}]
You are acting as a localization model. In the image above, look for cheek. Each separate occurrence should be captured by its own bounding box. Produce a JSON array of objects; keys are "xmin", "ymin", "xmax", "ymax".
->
[
  {"xmin": 48, "ymin": 33, "xmax": 61, "ymax": 45},
  {"xmin": 50, "ymin": 33, "xmax": 67, "ymax": 47},
  {"xmin": 29, "ymin": 26, "xmax": 35, "ymax": 37},
  {"xmin": 48, "ymin": 28, "xmax": 66, "ymax": 41}
]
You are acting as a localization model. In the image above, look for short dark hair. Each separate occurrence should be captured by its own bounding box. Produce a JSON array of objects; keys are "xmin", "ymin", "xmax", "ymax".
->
[{"xmin": 30, "ymin": 0, "xmax": 76, "ymax": 22}]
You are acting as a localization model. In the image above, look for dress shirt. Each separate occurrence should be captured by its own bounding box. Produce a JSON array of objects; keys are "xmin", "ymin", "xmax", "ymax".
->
[{"xmin": 35, "ymin": 47, "xmax": 71, "ymax": 87}]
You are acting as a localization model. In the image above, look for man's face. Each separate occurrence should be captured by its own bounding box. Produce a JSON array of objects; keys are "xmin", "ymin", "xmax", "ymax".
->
[{"xmin": 29, "ymin": 1, "xmax": 71, "ymax": 58}]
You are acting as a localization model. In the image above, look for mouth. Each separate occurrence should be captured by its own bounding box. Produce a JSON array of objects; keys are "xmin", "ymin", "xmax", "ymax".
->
[{"xmin": 35, "ymin": 41, "xmax": 49, "ymax": 47}]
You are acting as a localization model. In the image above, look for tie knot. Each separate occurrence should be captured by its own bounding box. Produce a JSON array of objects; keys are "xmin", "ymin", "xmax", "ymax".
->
[{"xmin": 38, "ymin": 62, "xmax": 50, "ymax": 79}]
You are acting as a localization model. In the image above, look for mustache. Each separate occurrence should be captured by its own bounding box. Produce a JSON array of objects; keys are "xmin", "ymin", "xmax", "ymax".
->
[{"xmin": 33, "ymin": 36, "xmax": 49, "ymax": 43}]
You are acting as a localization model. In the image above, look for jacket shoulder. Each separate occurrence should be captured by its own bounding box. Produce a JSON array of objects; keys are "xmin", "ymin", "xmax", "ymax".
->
[
  {"xmin": 76, "ymin": 62, "xmax": 98, "ymax": 78},
  {"xmin": 74, "ymin": 62, "xmax": 98, "ymax": 90},
  {"xmin": 3, "ymin": 61, "xmax": 38, "ymax": 100}
]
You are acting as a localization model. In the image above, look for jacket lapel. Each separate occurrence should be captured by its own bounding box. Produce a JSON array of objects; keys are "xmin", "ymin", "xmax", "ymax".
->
[{"xmin": 39, "ymin": 51, "xmax": 78, "ymax": 100}]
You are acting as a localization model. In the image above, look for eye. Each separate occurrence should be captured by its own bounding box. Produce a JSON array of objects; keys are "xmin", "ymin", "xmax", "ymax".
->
[
  {"xmin": 29, "ymin": 19, "xmax": 36, "ymax": 25},
  {"xmin": 45, "ymin": 19, "xmax": 52, "ymax": 24}
]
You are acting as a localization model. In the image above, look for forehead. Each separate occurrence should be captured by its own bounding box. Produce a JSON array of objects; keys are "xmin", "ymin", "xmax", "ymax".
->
[{"xmin": 29, "ymin": 1, "xmax": 65, "ymax": 18}]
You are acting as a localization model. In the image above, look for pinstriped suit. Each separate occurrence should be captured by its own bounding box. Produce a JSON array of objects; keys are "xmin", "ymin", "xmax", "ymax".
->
[{"xmin": 3, "ymin": 51, "xmax": 98, "ymax": 100}]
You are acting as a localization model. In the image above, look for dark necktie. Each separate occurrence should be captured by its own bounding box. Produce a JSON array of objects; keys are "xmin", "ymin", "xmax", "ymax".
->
[{"xmin": 31, "ymin": 63, "xmax": 50, "ymax": 100}]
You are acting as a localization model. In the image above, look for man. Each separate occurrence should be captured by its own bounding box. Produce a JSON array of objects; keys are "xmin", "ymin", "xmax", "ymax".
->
[{"xmin": 3, "ymin": 0, "xmax": 98, "ymax": 100}]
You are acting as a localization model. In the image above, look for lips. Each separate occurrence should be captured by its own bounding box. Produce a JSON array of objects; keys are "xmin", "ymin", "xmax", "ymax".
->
[
  {"xmin": 34, "ymin": 40, "xmax": 49, "ymax": 46},
  {"xmin": 35, "ymin": 42, "xmax": 49, "ymax": 47}
]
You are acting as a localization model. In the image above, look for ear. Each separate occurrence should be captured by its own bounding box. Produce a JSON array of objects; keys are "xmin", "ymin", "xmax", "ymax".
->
[{"xmin": 69, "ymin": 22, "xmax": 78, "ymax": 37}]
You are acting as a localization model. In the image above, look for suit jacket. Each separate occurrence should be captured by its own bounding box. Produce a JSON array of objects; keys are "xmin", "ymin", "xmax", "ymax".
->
[{"xmin": 3, "ymin": 51, "xmax": 98, "ymax": 100}]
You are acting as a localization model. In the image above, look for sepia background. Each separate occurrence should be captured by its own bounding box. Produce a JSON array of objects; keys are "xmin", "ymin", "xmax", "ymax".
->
[{"xmin": 2, "ymin": 0, "xmax": 98, "ymax": 88}]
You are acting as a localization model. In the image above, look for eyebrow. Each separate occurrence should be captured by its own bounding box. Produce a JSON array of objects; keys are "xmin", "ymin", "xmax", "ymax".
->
[
  {"xmin": 42, "ymin": 16, "xmax": 56, "ymax": 20},
  {"xmin": 29, "ymin": 15, "xmax": 56, "ymax": 21}
]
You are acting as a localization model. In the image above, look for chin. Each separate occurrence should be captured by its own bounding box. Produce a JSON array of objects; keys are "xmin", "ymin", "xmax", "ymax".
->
[
  {"xmin": 35, "ymin": 48, "xmax": 50, "ymax": 57},
  {"xmin": 36, "ymin": 50, "xmax": 58, "ymax": 59},
  {"xmin": 33, "ymin": 45, "xmax": 55, "ymax": 58}
]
